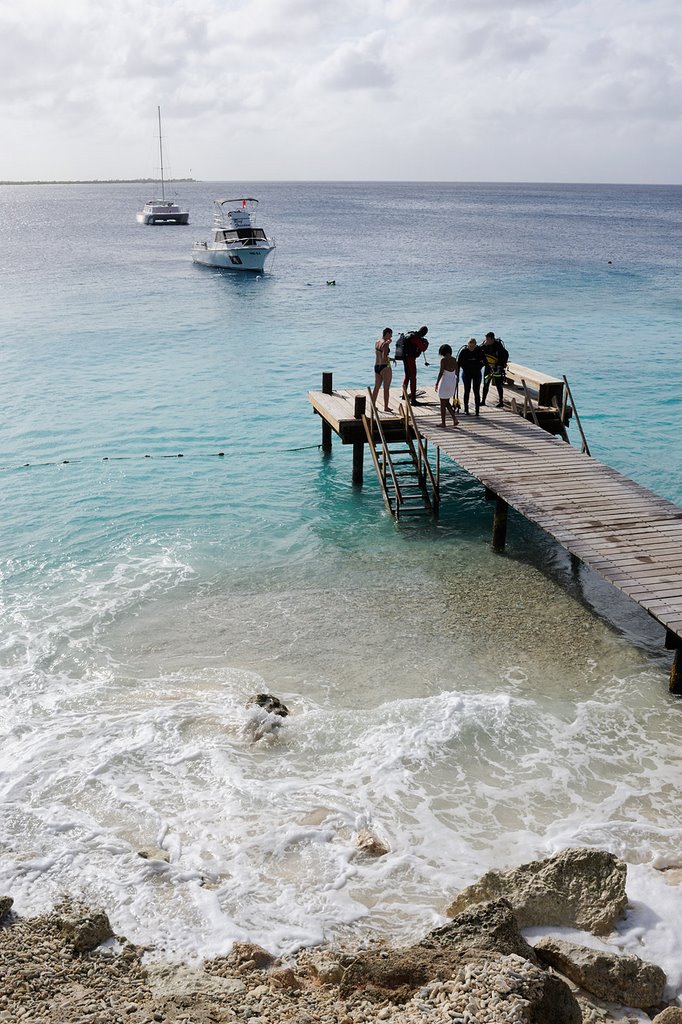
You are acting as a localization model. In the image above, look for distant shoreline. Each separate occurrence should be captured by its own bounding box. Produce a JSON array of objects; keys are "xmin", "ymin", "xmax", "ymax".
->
[{"xmin": 0, "ymin": 178, "xmax": 196, "ymax": 185}]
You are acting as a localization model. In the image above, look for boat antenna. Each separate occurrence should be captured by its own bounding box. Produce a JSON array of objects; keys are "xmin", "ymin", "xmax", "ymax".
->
[{"xmin": 157, "ymin": 105, "xmax": 165, "ymax": 202}]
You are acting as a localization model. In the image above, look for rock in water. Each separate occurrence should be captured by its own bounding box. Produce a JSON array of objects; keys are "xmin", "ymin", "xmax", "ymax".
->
[
  {"xmin": 0, "ymin": 896, "xmax": 13, "ymax": 921},
  {"xmin": 446, "ymin": 847, "xmax": 627, "ymax": 934},
  {"xmin": 535, "ymin": 936, "xmax": 666, "ymax": 1008},
  {"xmin": 249, "ymin": 693, "xmax": 289, "ymax": 717},
  {"xmin": 137, "ymin": 847, "xmax": 170, "ymax": 862},
  {"xmin": 356, "ymin": 829, "xmax": 390, "ymax": 857}
]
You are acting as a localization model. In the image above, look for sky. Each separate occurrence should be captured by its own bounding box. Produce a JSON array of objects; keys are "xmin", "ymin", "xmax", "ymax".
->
[{"xmin": 1, "ymin": 0, "xmax": 681, "ymax": 184}]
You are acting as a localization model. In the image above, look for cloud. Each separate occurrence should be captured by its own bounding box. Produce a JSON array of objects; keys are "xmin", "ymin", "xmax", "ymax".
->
[
  {"xmin": 318, "ymin": 32, "xmax": 393, "ymax": 91},
  {"xmin": 0, "ymin": 0, "xmax": 680, "ymax": 182}
]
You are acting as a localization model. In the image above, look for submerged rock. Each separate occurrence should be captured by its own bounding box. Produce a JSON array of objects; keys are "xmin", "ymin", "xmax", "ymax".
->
[
  {"xmin": 535, "ymin": 936, "xmax": 666, "ymax": 1008},
  {"xmin": 246, "ymin": 693, "xmax": 290, "ymax": 741},
  {"xmin": 137, "ymin": 847, "xmax": 170, "ymax": 862},
  {"xmin": 356, "ymin": 829, "xmax": 390, "ymax": 857},
  {"xmin": 249, "ymin": 693, "xmax": 289, "ymax": 717},
  {"xmin": 446, "ymin": 847, "xmax": 627, "ymax": 934}
]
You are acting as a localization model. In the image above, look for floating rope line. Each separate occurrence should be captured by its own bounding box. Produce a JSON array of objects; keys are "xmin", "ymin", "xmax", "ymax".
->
[{"xmin": 0, "ymin": 443, "xmax": 322, "ymax": 475}]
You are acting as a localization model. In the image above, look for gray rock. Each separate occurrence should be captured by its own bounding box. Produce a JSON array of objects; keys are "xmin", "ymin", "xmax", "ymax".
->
[
  {"xmin": 447, "ymin": 847, "xmax": 627, "ymax": 934},
  {"xmin": 61, "ymin": 910, "xmax": 115, "ymax": 953},
  {"xmin": 536, "ymin": 936, "xmax": 666, "ymax": 1008},
  {"xmin": 0, "ymin": 896, "xmax": 13, "ymax": 921}
]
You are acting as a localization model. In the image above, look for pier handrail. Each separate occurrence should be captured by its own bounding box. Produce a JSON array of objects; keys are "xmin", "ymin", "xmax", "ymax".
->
[
  {"xmin": 401, "ymin": 390, "xmax": 440, "ymax": 510},
  {"xmin": 562, "ymin": 375, "xmax": 591, "ymax": 456},
  {"xmin": 362, "ymin": 389, "xmax": 404, "ymax": 514}
]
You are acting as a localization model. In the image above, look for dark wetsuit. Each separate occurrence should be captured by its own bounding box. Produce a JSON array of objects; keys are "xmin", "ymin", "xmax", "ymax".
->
[
  {"xmin": 401, "ymin": 331, "xmax": 426, "ymax": 403},
  {"xmin": 481, "ymin": 339, "xmax": 509, "ymax": 406},
  {"xmin": 457, "ymin": 344, "xmax": 486, "ymax": 414}
]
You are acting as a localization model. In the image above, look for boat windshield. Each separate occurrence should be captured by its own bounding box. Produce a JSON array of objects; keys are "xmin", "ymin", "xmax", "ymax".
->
[{"xmin": 221, "ymin": 228, "xmax": 267, "ymax": 243}]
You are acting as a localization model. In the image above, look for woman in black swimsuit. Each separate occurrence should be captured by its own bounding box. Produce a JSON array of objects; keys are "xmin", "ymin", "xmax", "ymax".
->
[{"xmin": 372, "ymin": 327, "xmax": 394, "ymax": 412}]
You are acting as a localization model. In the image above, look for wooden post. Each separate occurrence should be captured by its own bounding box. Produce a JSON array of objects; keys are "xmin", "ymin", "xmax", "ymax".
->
[
  {"xmin": 484, "ymin": 487, "xmax": 495, "ymax": 502},
  {"xmin": 671, "ymin": 650, "xmax": 682, "ymax": 696},
  {"xmin": 352, "ymin": 395, "xmax": 366, "ymax": 486},
  {"xmin": 321, "ymin": 372, "xmax": 333, "ymax": 452},
  {"xmin": 666, "ymin": 630, "xmax": 682, "ymax": 696},
  {"xmin": 492, "ymin": 495, "xmax": 508, "ymax": 552}
]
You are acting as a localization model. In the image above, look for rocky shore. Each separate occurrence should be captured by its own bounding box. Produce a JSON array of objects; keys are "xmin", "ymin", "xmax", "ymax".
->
[{"xmin": 2, "ymin": 849, "xmax": 681, "ymax": 1024}]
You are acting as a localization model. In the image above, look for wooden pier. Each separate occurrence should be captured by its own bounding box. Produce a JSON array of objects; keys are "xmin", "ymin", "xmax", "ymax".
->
[{"xmin": 308, "ymin": 368, "xmax": 682, "ymax": 693}]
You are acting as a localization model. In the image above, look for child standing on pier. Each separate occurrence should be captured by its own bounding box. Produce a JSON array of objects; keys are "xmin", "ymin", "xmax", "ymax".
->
[{"xmin": 435, "ymin": 345, "xmax": 459, "ymax": 428}]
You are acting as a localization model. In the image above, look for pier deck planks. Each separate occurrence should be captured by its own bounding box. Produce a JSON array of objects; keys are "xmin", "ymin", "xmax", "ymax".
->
[{"xmin": 308, "ymin": 384, "xmax": 682, "ymax": 643}]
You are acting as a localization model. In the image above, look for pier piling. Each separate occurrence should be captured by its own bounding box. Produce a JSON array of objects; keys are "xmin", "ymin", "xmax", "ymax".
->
[
  {"xmin": 666, "ymin": 631, "xmax": 682, "ymax": 695},
  {"xmin": 321, "ymin": 373, "xmax": 333, "ymax": 452},
  {"xmin": 492, "ymin": 496, "xmax": 509, "ymax": 552},
  {"xmin": 352, "ymin": 396, "xmax": 366, "ymax": 485}
]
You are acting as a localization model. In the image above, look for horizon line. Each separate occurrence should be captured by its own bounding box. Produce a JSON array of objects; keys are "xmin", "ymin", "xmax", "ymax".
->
[{"xmin": 1, "ymin": 177, "xmax": 681, "ymax": 188}]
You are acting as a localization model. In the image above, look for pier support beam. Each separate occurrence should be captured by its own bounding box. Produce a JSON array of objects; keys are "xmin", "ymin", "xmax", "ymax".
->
[
  {"xmin": 321, "ymin": 373, "xmax": 333, "ymax": 452},
  {"xmin": 352, "ymin": 395, "xmax": 366, "ymax": 486},
  {"xmin": 666, "ymin": 630, "xmax": 682, "ymax": 696},
  {"xmin": 492, "ymin": 496, "xmax": 508, "ymax": 552}
]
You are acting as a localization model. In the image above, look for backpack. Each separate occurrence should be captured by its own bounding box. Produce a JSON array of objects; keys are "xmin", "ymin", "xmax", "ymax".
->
[
  {"xmin": 395, "ymin": 330, "xmax": 427, "ymax": 360},
  {"xmin": 394, "ymin": 333, "xmax": 407, "ymax": 360}
]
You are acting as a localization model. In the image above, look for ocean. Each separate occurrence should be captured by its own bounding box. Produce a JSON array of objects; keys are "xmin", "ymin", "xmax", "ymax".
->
[{"xmin": 1, "ymin": 181, "xmax": 682, "ymax": 995}]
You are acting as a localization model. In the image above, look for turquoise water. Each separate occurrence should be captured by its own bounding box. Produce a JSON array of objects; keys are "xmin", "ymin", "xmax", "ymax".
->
[{"xmin": 1, "ymin": 182, "xmax": 682, "ymax": 986}]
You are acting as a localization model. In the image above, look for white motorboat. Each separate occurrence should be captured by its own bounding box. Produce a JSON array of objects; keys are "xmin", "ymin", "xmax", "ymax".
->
[
  {"xmin": 136, "ymin": 107, "xmax": 189, "ymax": 225},
  {"xmin": 191, "ymin": 198, "xmax": 275, "ymax": 272}
]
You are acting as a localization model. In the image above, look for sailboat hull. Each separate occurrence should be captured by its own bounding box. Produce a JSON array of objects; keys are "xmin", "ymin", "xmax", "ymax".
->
[{"xmin": 137, "ymin": 207, "xmax": 189, "ymax": 225}]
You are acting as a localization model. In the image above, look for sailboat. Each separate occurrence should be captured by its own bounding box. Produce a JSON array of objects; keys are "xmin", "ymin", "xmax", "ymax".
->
[{"xmin": 136, "ymin": 107, "xmax": 189, "ymax": 225}]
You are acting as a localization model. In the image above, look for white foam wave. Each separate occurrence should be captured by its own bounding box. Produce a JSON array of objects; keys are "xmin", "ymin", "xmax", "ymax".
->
[
  {"xmin": 0, "ymin": 547, "xmax": 194, "ymax": 694},
  {"xmin": 2, "ymin": 672, "xmax": 682, "ymax": 988}
]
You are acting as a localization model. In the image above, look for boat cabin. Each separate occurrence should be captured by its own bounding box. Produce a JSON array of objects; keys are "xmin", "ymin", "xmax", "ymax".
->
[{"xmin": 217, "ymin": 227, "xmax": 268, "ymax": 245}]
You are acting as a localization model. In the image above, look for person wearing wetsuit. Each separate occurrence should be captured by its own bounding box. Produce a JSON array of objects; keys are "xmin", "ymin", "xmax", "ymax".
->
[
  {"xmin": 481, "ymin": 332, "xmax": 509, "ymax": 408},
  {"xmin": 401, "ymin": 325, "xmax": 429, "ymax": 405},
  {"xmin": 456, "ymin": 337, "xmax": 486, "ymax": 415}
]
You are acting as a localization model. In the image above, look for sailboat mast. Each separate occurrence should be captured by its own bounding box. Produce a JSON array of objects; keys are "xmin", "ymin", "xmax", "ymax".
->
[{"xmin": 157, "ymin": 106, "xmax": 165, "ymax": 202}]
